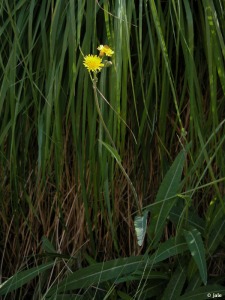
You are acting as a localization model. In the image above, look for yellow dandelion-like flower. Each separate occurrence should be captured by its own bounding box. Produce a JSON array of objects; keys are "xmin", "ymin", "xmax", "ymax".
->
[
  {"xmin": 97, "ymin": 45, "xmax": 114, "ymax": 57},
  {"xmin": 83, "ymin": 55, "xmax": 104, "ymax": 72}
]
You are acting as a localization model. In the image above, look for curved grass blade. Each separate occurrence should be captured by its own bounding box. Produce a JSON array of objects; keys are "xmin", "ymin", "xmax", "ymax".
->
[
  {"xmin": 42, "ymin": 236, "xmax": 56, "ymax": 253},
  {"xmin": 46, "ymin": 236, "xmax": 188, "ymax": 297},
  {"xmin": 183, "ymin": 228, "xmax": 207, "ymax": 285},
  {"xmin": 149, "ymin": 149, "xmax": 186, "ymax": 246},
  {"xmin": 169, "ymin": 204, "xmax": 205, "ymax": 234},
  {"xmin": 45, "ymin": 256, "xmax": 147, "ymax": 297},
  {"xmin": 150, "ymin": 236, "xmax": 188, "ymax": 264},
  {"xmin": 0, "ymin": 261, "xmax": 55, "ymax": 296},
  {"xmin": 99, "ymin": 140, "xmax": 141, "ymax": 214}
]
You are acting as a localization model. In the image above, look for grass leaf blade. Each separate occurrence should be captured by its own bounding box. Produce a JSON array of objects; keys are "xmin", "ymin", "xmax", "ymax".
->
[
  {"xmin": 149, "ymin": 149, "xmax": 186, "ymax": 245},
  {"xmin": 0, "ymin": 262, "xmax": 55, "ymax": 296},
  {"xmin": 183, "ymin": 228, "xmax": 207, "ymax": 285}
]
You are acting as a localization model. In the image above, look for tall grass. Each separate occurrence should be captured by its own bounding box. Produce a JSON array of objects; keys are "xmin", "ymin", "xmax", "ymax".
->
[{"xmin": 0, "ymin": 0, "xmax": 225, "ymax": 298}]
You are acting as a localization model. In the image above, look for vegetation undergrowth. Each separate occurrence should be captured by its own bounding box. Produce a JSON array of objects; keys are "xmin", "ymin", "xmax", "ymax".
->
[{"xmin": 0, "ymin": 0, "xmax": 225, "ymax": 299}]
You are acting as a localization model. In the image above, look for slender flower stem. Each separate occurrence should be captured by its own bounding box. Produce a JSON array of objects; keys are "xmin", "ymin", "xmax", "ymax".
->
[
  {"xmin": 92, "ymin": 73, "xmax": 116, "ymax": 150},
  {"xmin": 91, "ymin": 72, "xmax": 142, "ymax": 215}
]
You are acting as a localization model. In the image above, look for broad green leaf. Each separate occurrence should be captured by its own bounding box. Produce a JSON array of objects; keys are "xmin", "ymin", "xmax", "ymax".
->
[
  {"xmin": 149, "ymin": 149, "xmax": 186, "ymax": 246},
  {"xmin": 150, "ymin": 236, "xmax": 188, "ymax": 264},
  {"xmin": 45, "ymin": 256, "xmax": 147, "ymax": 297},
  {"xmin": 116, "ymin": 271, "xmax": 168, "ymax": 284},
  {"xmin": 134, "ymin": 210, "xmax": 148, "ymax": 246},
  {"xmin": 183, "ymin": 228, "xmax": 207, "ymax": 285},
  {"xmin": 46, "ymin": 236, "xmax": 188, "ymax": 297},
  {"xmin": 0, "ymin": 262, "xmax": 55, "ymax": 296}
]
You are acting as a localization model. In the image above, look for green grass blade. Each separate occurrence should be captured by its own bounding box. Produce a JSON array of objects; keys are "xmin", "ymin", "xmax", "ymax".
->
[
  {"xmin": 149, "ymin": 236, "xmax": 188, "ymax": 264},
  {"xmin": 136, "ymin": 282, "xmax": 167, "ymax": 300},
  {"xmin": 161, "ymin": 266, "xmax": 186, "ymax": 300},
  {"xmin": 42, "ymin": 236, "xmax": 56, "ymax": 253},
  {"xmin": 207, "ymin": 218, "xmax": 225, "ymax": 255},
  {"xmin": 169, "ymin": 204, "xmax": 205, "ymax": 234},
  {"xmin": 183, "ymin": 228, "xmax": 207, "ymax": 285},
  {"xmin": 178, "ymin": 285, "xmax": 225, "ymax": 300},
  {"xmin": 149, "ymin": 0, "xmax": 183, "ymax": 129},
  {"xmin": 45, "ymin": 256, "xmax": 147, "ymax": 297},
  {"xmin": 148, "ymin": 149, "xmax": 186, "ymax": 246},
  {"xmin": 0, "ymin": 262, "xmax": 55, "ymax": 296},
  {"xmin": 46, "ymin": 236, "xmax": 188, "ymax": 297},
  {"xmin": 99, "ymin": 140, "xmax": 141, "ymax": 213}
]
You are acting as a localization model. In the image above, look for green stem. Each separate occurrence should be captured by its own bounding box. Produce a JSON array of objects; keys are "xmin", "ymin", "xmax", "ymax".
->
[
  {"xmin": 92, "ymin": 73, "xmax": 116, "ymax": 150},
  {"xmin": 91, "ymin": 72, "xmax": 141, "ymax": 215}
]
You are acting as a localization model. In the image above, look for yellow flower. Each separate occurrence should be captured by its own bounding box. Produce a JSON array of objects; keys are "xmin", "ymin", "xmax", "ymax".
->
[
  {"xmin": 83, "ymin": 55, "xmax": 104, "ymax": 72},
  {"xmin": 97, "ymin": 45, "xmax": 114, "ymax": 57}
]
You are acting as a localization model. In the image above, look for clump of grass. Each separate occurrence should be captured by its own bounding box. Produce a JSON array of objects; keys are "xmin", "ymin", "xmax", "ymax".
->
[{"xmin": 1, "ymin": 0, "xmax": 225, "ymax": 298}]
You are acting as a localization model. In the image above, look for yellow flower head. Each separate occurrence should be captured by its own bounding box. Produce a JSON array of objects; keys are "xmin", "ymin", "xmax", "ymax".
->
[
  {"xmin": 83, "ymin": 55, "xmax": 104, "ymax": 72},
  {"xmin": 97, "ymin": 45, "xmax": 114, "ymax": 57}
]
